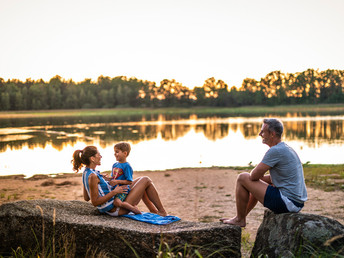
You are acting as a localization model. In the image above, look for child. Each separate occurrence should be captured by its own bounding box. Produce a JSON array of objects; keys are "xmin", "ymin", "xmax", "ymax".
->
[{"xmin": 111, "ymin": 142, "xmax": 141, "ymax": 214}]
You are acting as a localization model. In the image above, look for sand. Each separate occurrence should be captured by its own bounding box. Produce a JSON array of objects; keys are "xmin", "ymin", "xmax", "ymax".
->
[{"xmin": 0, "ymin": 167, "xmax": 343, "ymax": 241}]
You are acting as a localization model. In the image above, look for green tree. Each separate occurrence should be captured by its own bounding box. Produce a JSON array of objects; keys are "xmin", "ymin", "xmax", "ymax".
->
[{"xmin": 0, "ymin": 92, "xmax": 10, "ymax": 110}]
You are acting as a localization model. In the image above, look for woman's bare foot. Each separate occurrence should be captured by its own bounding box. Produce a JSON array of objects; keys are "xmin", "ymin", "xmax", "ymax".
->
[
  {"xmin": 222, "ymin": 217, "xmax": 246, "ymax": 227},
  {"xmin": 157, "ymin": 210, "xmax": 168, "ymax": 217},
  {"xmin": 149, "ymin": 207, "xmax": 159, "ymax": 213}
]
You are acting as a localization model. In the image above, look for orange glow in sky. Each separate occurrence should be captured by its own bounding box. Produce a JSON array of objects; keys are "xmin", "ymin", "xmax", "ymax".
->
[{"xmin": 0, "ymin": 0, "xmax": 343, "ymax": 88}]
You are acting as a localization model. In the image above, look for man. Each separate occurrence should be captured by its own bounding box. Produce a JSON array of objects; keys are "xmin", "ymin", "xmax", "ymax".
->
[{"xmin": 221, "ymin": 118, "xmax": 307, "ymax": 227}]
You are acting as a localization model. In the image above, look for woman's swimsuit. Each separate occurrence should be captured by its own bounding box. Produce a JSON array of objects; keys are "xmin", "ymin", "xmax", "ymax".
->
[{"xmin": 82, "ymin": 167, "xmax": 116, "ymax": 213}]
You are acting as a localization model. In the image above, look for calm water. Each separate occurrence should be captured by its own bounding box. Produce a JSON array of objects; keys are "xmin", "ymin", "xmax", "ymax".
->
[{"xmin": 0, "ymin": 114, "xmax": 344, "ymax": 178}]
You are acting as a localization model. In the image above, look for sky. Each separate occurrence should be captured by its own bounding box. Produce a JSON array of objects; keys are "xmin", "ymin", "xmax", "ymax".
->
[{"xmin": 0, "ymin": 0, "xmax": 343, "ymax": 89}]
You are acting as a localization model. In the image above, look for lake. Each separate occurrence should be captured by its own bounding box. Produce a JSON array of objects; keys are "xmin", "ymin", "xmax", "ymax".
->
[{"xmin": 0, "ymin": 113, "xmax": 344, "ymax": 178}]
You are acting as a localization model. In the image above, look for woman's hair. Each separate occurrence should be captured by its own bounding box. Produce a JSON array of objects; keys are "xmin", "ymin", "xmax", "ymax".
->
[
  {"xmin": 114, "ymin": 142, "xmax": 131, "ymax": 156},
  {"xmin": 263, "ymin": 118, "xmax": 284, "ymax": 138},
  {"xmin": 72, "ymin": 146, "xmax": 98, "ymax": 172}
]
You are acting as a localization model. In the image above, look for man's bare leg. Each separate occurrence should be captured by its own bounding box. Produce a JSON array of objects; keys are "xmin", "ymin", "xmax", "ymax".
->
[
  {"xmin": 222, "ymin": 172, "xmax": 268, "ymax": 227},
  {"xmin": 220, "ymin": 193, "xmax": 258, "ymax": 221}
]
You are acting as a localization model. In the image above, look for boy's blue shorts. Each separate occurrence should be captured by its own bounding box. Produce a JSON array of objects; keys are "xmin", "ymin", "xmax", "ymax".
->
[
  {"xmin": 264, "ymin": 185, "xmax": 289, "ymax": 214},
  {"xmin": 115, "ymin": 193, "xmax": 127, "ymax": 202}
]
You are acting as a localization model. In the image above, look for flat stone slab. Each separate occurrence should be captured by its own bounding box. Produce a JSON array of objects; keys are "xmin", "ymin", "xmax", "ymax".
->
[{"xmin": 0, "ymin": 200, "xmax": 241, "ymax": 257}]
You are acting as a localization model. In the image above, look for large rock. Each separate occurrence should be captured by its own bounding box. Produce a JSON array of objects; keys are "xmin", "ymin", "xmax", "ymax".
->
[
  {"xmin": 252, "ymin": 210, "xmax": 344, "ymax": 257},
  {"xmin": 0, "ymin": 200, "xmax": 241, "ymax": 257}
]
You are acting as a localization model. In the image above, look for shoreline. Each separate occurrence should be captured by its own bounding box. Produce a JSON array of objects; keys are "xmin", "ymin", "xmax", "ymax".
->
[{"xmin": 1, "ymin": 167, "xmax": 344, "ymax": 242}]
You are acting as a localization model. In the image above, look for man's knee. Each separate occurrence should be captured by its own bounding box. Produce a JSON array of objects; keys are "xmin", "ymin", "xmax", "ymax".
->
[{"xmin": 237, "ymin": 172, "xmax": 250, "ymax": 183}]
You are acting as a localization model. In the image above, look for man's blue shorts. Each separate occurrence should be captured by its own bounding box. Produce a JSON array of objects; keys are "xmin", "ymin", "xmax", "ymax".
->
[{"xmin": 264, "ymin": 185, "xmax": 289, "ymax": 214}]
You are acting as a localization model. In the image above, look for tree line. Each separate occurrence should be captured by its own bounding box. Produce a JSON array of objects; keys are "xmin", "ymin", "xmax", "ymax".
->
[{"xmin": 0, "ymin": 68, "xmax": 343, "ymax": 111}]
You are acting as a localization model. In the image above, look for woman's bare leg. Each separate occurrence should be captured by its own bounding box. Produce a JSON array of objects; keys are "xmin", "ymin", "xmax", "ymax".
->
[
  {"xmin": 118, "ymin": 176, "xmax": 167, "ymax": 216},
  {"xmin": 142, "ymin": 191, "xmax": 159, "ymax": 213},
  {"xmin": 130, "ymin": 177, "xmax": 159, "ymax": 213}
]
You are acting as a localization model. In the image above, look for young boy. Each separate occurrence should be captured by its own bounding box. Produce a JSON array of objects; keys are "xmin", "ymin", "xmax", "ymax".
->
[{"xmin": 111, "ymin": 142, "xmax": 141, "ymax": 214}]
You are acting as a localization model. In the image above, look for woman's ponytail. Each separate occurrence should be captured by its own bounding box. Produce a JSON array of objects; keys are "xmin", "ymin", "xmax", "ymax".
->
[{"xmin": 72, "ymin": 146, "xmax": 98, "ymax": 172}]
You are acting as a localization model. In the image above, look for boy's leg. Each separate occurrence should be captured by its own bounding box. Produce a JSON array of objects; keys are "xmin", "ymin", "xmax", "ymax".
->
[
  {"xmin": 114, "ymin": 195, "xmax": 141, "ymax": 215},
  {"xmin": 113, "ymin": 198, "xmax": 121, "ymax": 207}
]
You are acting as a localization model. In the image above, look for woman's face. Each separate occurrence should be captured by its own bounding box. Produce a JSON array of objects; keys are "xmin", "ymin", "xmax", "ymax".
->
[{"xmin": 92, "ymin": 151, "xmax": 102, "ymax": 166}]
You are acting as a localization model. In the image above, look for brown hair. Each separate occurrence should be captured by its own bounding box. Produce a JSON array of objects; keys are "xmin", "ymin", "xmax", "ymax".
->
[
  {"xmin": 114, "ymin": 142, "xmax": 131, "ymax": 156},
  {"xmin": 72, "ymin": 146, "xmax": 98, "ymax": 172}
]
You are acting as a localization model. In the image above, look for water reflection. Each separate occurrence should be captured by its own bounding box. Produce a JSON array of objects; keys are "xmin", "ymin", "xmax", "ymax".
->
[
  {"xmin": 1, "ymin": 116, "xmax": 344, "ymax": 152},
  {"xmin": 0, "ymin": 114, "xmax": 344, "ymax": 177}
]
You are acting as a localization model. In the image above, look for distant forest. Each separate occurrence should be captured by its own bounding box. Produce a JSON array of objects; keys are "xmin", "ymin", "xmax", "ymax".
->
[{"xmin": 0, "ymin": 69, "xmax": 343, "ymax": 111}]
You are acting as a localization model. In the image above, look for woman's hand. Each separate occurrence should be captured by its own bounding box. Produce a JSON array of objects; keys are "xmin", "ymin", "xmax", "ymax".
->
[{"xmin": 114, "ymin": 185, "xmax": 129, "ymax": 195}]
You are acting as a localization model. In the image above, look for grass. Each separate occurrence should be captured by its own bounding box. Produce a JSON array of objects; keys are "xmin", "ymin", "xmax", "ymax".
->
[
  {"xmin": 241, "ymin": 230, "xmax": 254, "ymax": 258},
  {"xmin": 303, "ymin": 164, "xmax": 344, "ymax": 192},
  {"xmin": 1, "ymin": 103, "xmax": 344, "ymax": 119}
]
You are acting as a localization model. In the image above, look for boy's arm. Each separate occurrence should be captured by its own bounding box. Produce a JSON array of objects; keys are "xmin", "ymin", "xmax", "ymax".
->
[
  {"xmin": 123, "ymin": 163, "xmax": 134, "ymax": 181},
  {"xmin": 109, "ymin": 179, "xmax": 132, "ymax": 186},
  {"xmin": 101, "ymin": 173, "xmax": 112, "ymax": 181}
]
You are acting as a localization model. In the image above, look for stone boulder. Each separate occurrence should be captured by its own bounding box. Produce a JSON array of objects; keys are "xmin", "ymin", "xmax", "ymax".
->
[
  {"xmin": 0, "ymin": 200, "xmax": 241, "ymax": 257},
  {"xmin": 252, "ymin": 210, "xmax": 344, "ymax": 257}
]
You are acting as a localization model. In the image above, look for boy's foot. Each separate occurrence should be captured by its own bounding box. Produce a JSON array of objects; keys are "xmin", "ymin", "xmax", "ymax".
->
[
  {"xmin": 221, "ymin": 217, "xmax": 246, "ymax": 227},
  {"xmin": 132, "ymin": 206, "xmax": 142, "ymax": 215}
]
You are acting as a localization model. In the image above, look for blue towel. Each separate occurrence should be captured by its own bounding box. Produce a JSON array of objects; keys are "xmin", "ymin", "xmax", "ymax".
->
[{"xmin": 122, "ymin": 212, "xmax": 181, "ymax": 225}]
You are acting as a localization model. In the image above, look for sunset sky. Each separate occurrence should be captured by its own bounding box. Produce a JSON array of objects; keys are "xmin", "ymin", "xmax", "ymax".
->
[{"xmin": 0, "ymin": 0, "xmax": 343, "ymax": 89}]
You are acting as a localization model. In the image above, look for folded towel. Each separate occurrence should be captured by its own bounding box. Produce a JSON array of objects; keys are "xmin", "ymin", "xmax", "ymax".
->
[{"xmin": 122, "ymin": 212, "xmax": 181, "ymax": 225}]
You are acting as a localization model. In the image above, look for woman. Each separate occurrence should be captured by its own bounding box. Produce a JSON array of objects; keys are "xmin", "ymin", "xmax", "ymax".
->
[{"xmin": 72, "ymin": 146, "xmax": 167, "ymax": 217}]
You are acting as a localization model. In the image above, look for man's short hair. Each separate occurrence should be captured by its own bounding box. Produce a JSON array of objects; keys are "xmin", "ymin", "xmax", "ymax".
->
[
  {"xmin": 263, "ymin": 118, "xmax": 284, "ymax": 138},
  {"xmin": 114, "ymin": 142, "xmax": 131, "ymax": 156}
]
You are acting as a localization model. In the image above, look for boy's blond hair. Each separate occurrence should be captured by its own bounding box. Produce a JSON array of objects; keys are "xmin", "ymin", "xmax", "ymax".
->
[{"xmin": 114, "ymin": 142, "xmax": 131, "ymax": 156}]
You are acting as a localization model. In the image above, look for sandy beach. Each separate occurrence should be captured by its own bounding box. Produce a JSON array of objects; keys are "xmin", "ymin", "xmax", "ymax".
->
[{"xmin": 1, "ymin": 167, "xmax": 344, "ymax": 241}]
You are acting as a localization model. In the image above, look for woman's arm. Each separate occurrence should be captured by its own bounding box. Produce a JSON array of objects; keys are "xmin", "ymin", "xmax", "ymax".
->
[
  {"xmin": 83, "ymin": 185, "xmax": 90, "ymax": 201},
  {"xmin": 88, "ymin": 174, "xmax": 128, "ymax": 207}
]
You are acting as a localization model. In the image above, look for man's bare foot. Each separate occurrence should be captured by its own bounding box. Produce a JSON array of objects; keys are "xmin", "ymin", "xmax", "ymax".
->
[
  {"xmin": 222, "ymin": 217, "xmax": 246, "ymax": 227},
  {"xmin": 219, "ymin": 217, "xmax": 229, "ymax": 222}
]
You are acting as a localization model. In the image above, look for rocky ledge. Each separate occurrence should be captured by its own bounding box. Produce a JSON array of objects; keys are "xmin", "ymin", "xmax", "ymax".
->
[
  {"xmin": 252, "ymin": 209, "xmax": 344, "ymax": 257},
  {"xmin": 0, "ymin": 200, "xmax": 241, "ymax": 257}
]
